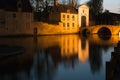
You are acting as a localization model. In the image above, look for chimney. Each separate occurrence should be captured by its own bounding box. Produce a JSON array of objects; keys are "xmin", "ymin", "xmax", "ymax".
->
[
  {"xmin": 72, "ymin": 0, "xmax": 76, "ymax": 7},
  {"xmin": 54, "ymin": 0, "xmax": 58, "ymax": 6}
]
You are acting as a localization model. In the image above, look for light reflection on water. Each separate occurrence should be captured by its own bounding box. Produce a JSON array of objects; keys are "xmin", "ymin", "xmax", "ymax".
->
[{"xmin": 0, "ymin": 34, "xmax": 119, "ymax": 80}]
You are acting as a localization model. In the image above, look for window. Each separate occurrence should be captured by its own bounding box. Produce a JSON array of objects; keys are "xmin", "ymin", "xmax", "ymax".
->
[
  {"xmin": 72, "ymin": 15, "xmax": 75, "ymax": 21},
  {"xmin": 67, "ymin": 15, "xmax": 69, "ymax": 19},
  {"xmin": 67, "ymin": 23, "xmax": 69, "ymax": 27},
  {"xmin": 63, "ymin": 15, "xmax": 65, "ymax": 18},
  {"xmin": 83, "ymin": 10, "xmax": 84, "ymax": 13},
  {"xmin": 1, "ymin": 21, "xmax": 5, "ymax": 25},
  {"xmin": 0, "ymin": 20, "xmax": 5, "ymax": 28},
  {"xmin": 63, "ymin": 15, "xmax": 65, "ymax": 20},
  {"xmin": 63, "ymin": 23, "xmax": 65, "ymax": 27},
  {"xmin": 72, "ymin": 23, "xmax": 74, "ymax": 27}
]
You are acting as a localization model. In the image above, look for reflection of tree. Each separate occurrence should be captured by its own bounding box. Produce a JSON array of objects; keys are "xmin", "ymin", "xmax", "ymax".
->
[
  {"xmin": 31, "ymin": 49, "xmax": 56, "ymax": 80},
  {"xmin": 0, "ymin": 54, "xmax": 32, "ymax": 80},
  {"xmin": 89, "ymin": 44, "xmax": 102, "ymax": 74},
  {"xmin": 47, "ymin": 46, "xmax": 62, "ymax": 67}
]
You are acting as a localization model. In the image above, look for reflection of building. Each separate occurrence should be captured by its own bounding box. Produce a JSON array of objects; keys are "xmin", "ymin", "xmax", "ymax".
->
[
  {"xmin": 59, "ymin": 35, "xmax": 89, "ymax": 63},
  {"xmin": 78, "ymin": 38, "xmax": 89, "ymax": 62},
  {"xmin": 60, "ymin": 35, "xmax": 79, "ymax": 57}
]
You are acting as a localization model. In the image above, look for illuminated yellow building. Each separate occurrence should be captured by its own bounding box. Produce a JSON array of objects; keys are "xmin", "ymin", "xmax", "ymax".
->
[
  {"xmin": 45, "ymin": 0, "xmax": 89, "ymax": 34},
  {"xmin": 61, "ymin": 12, "xmax": 78, "ymax": 33}
]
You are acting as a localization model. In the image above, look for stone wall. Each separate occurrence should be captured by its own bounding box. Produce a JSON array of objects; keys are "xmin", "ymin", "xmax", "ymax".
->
[
  {"xmin": 34, "ymin": 22, "xmax": 79, "ymax": 35},
  {"xmin": 0, "ymin": 10, "xmax": 34, "ymax": 36},
  {"xmin": 0, "ymin": 10, "xmax": 80, "ymax": 36}
]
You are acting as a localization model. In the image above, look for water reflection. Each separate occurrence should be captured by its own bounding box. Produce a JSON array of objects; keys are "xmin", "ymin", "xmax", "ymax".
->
[{"xmin": 0, "ymin": 35, "xmax": 119, "ymax": 80}]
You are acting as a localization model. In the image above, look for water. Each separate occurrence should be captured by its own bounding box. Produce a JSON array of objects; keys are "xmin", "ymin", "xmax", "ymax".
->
[{"xmin": 0, "ymin": 34, "xmax": 119, "ymax": 80}]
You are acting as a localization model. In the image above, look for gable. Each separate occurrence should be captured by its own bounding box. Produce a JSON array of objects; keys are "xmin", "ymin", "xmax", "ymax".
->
[{"xmin": 78, "ymin": 4, "xmax": 89, "ymax": 9}]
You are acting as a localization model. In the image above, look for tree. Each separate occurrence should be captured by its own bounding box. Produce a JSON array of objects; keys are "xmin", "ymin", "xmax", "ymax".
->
[
  {"xmin": 29, "ymin": 0, "xmax": 48, "ymax": 12},
  {"xmin": 87, "ymin": 0, "xmax": 103, "ymax": 15},
  {"xmin": 29, "ymin": 0, "xmax": 81, "ymax": 12}
]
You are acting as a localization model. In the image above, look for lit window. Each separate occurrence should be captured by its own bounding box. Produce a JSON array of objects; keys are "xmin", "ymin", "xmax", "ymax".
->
[
  {"xmin": 63, "ymin": 23, "xmax": 65, "ymax": 27},
  {"xmin": 72, "ymin": 23, "xmax": 74, "ymax": 27},
  {"xmin": 67, "ymin": 23, "xmax": 69, "ymax": 27},
  {"xmin": 67, "ymin": 15, "xmax": 69, "ymax": 19},
  {"xmin": 72, "ymin": 16, "xmax": 75, "ymax": 21},
  {"xmin": 63, "ymin": 15, "xmax": 65, "ymax": 20}
]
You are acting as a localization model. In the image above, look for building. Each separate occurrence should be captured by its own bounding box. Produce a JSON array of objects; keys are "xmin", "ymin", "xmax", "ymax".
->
[
  {"xmin": 0, "ymin": 0, "xmax": 34, "ymax": 36},
  {"xmin": 35, "ymin": 0, "xmax": 89, "ymax": 35},
  {"xmin": 0, "ymin": 0, "xmax": 89, "ymax": 36},
  {"xmin": 96, "ymin": 11, "xmax": 120, "ymax": 25}
]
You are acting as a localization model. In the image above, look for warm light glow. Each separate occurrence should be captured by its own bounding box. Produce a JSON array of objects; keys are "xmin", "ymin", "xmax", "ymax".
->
[
  {"xmin": 78, "ymin": 39, "xmax": 89, "ymax": 62},
  {"xmin": 119, "ymin": 32, "xmax": 120, "ymax": 37},
  {"xmin": 78, "ymin": 5, "xmax": 89, "ymax": 27},
  {"xmin": 60, "ymin": 35, "xmax": 79, "ymax": 57}
]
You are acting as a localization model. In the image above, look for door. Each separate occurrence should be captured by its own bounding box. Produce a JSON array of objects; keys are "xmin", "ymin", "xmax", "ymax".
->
[{"xmin": 81, "ymin": 16, "xmax": 86, "ymax": 27}]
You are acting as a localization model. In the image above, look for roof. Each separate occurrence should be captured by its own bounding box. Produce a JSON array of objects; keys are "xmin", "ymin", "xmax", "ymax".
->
[
  {"xmin": 51, "ymin": 4, "xmax": 77, "ymax": 14},
  {"xmin": 77, "ymin": 4, "xmax": 89, "ymax": 8},
  {"xmin": 0, "ymin": 0, "xmax": 32, "ymax": 12}
]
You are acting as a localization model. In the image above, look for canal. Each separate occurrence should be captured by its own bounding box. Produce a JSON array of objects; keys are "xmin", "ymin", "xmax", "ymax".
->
[{"xmin": 0, "ymin": 34, "xmax": 119, "ymax": 80}]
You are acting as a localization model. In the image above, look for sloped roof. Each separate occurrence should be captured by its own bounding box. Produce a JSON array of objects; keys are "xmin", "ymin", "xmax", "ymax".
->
[
  {"xmin": 51, "ymin": 4, "xmax": 77, "ymax": 14},
  {"xmin": 77, "ymin": 4, "xmax": 89, "ymax": 8}
]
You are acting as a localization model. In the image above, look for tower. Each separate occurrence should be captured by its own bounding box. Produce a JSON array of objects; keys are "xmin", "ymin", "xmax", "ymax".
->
[{"xmin": 78, "ymin": 4, "xmax": 89, "ymax": 27}]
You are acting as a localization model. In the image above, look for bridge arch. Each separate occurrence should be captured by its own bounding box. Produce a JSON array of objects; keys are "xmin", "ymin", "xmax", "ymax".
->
[
  {"xmin": 97, "ymin": 27, "xmax": 111, "ymax": 35},
  {"xmin": 82, "ymin": 28, "xmax": 90, "ymax": 34}
]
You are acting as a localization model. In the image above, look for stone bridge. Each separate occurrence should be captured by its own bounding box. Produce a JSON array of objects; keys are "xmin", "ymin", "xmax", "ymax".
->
[{"xmin": 80, "ymin": 25, "xmax": 120, "ymax": 35}]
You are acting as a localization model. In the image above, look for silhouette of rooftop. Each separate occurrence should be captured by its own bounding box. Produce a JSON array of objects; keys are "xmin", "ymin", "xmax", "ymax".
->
[{"xmin": 0, "ymin": 0, "xmax": 32, "ymax": 12}]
